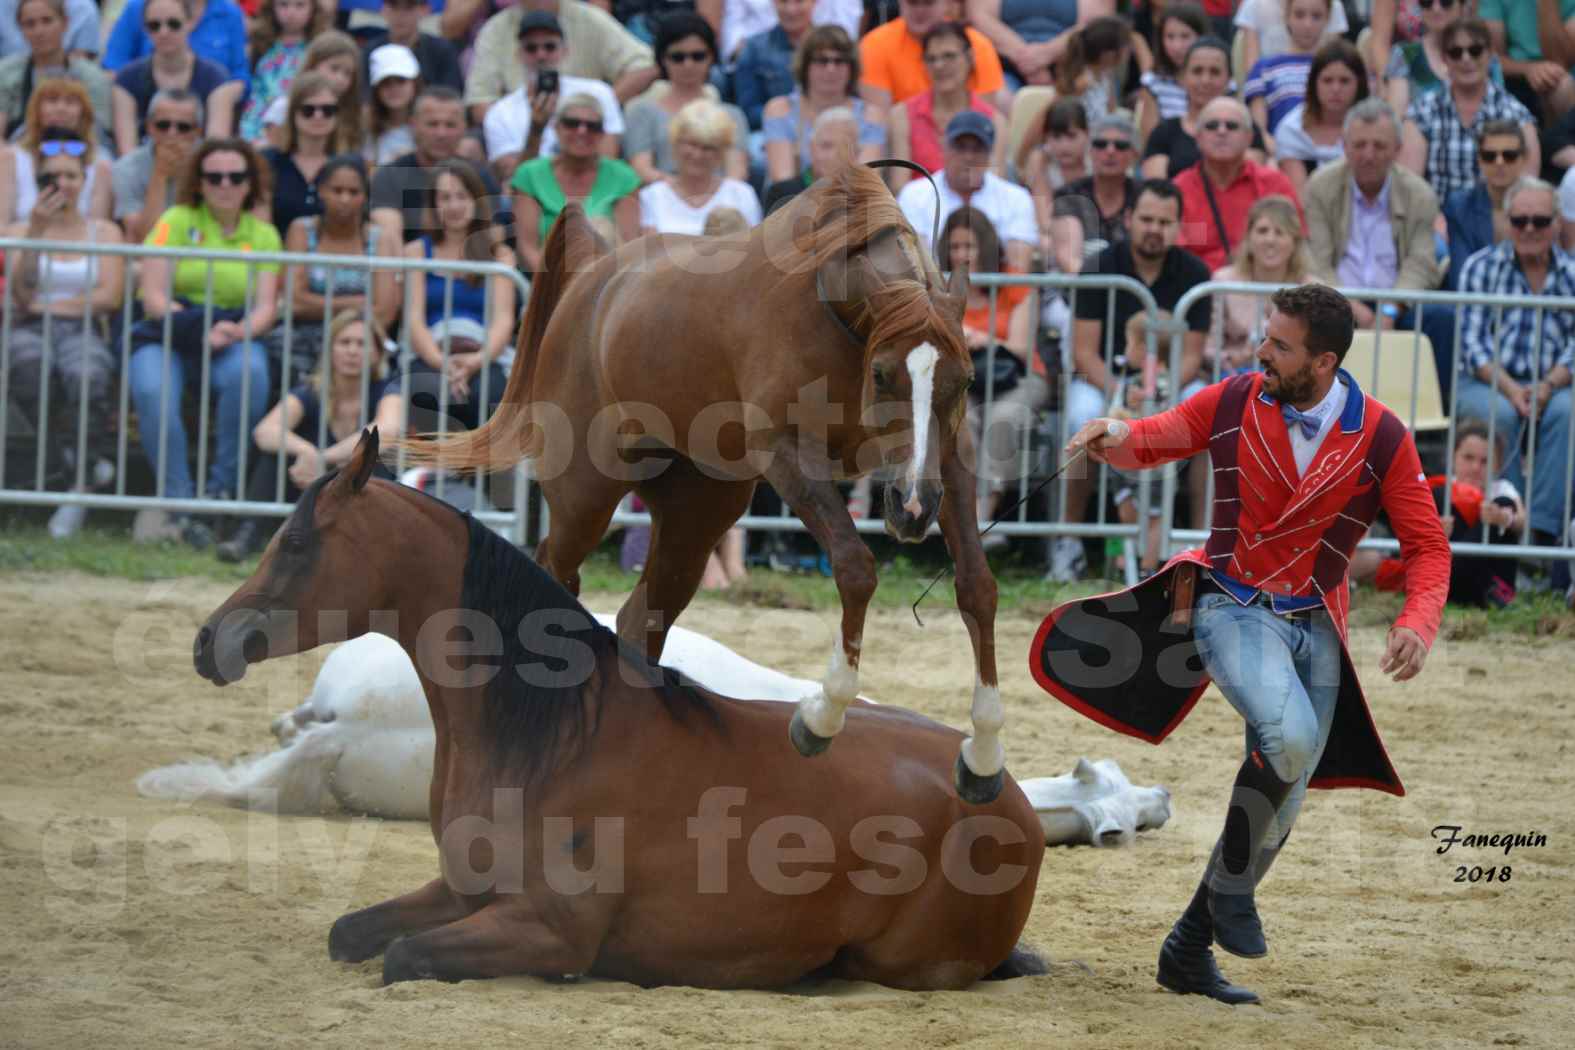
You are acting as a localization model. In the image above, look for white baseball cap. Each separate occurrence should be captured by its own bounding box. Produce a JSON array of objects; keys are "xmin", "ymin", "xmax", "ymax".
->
[{"xmin": 369, "ymin": 44, "xmax": 420, "ymax": 86}]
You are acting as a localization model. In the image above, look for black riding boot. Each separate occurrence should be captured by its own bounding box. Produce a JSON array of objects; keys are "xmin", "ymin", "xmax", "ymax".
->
[
  {"xmin": 1208, "ymin": 750, "xmax": 1297, "ymax": 958},
  {"xmin": 1156, "ymin": 873, "xmax": 1260, "ymax": 1005}
]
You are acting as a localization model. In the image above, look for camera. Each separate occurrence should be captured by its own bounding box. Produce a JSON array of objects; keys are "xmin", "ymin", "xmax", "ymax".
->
[
  {"xmin": 536, "ymin": 69, "xmax": 559, "ymax": 96},
  {"xmin": 37, "ymin": 172, "xmax": 58, "ymax": 192}
]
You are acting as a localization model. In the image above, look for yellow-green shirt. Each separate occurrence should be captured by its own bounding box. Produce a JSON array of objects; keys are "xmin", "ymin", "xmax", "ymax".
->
[{"xmin": 144, "ymin": 204, "xmax": 282, "ymax": 309}]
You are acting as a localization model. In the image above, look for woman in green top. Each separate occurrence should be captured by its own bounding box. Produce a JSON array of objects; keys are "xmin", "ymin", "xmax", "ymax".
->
[
  {"xmin": 131, "ymin": 137, "xmax": 280, "ymax": 547},
  {"xmin": 509, "ymin": 93, "xmax": 640, "ymax": 273}
]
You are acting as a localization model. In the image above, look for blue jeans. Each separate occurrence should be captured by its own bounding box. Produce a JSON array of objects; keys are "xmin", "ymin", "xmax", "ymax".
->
[
  {"xmin": 1192, "ymin": 593, "xmax": 1342, "ymax": 848},
  {"xmin": 1454, "ymin": 377, "xmax": 1574, "ymax": 537},
  {"xmin": 129, "ymin": 341, "xmax": 272, "ymax": 500}
]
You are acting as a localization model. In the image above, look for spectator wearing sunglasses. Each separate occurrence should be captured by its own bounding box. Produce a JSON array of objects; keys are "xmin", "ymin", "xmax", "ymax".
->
[
  {"xmin": 464, "ymin": 0, "xmax": 657, "ymax": 114},
  {"xmin": 764, "ymin": 24, "xmax": 884, "ymax": 186},
  {"xmin": 0, "ymin": 95, "xmax": 111, "ymax": 223},
  {"xmin": 109, "ymin": 0, "xmax": 243, "ymax": 157},
  {"xmin": 510, "ymin": 93, "xmax": 639, "ymax": 273},
  {"xmin": 733, "ymin": 0, "xmax": 816, "ymax": 133},
  {"xmin": 1, "ymin": 133, "xmax": 124, "ymax": 539},
  {"xmin": 1401, "ymin": 17, "xmax": 1538, "ymax": 201},
  {"xmin": 260, "ymin": 73, "xmax": 359, "ymax": 241},
  {"xmin": 102, "ymin": 0, "xmax": 250, "ymax": 88},
  {"xmin": 626, "ymin": 14, "xmax": 749, "ymax": 185},
  {"xmin": 1441, "ymin": 119, "xmax": 1529, "ymax": 292},
  {"xmin": 132, "ymin": 137, "xmax": 279, "ymax": 548},
  {"xmin": 1455, "ymin": 176, "xmax": 1575, "ymax": 562},
  {"xmin": 0, "ymin": 0, "xmax": 110, "ymax": 145},
  {"xmin": 1173, "ymin": 95, "xmax": 1303, "ymax": 271},
  {"xmin": 1048, "ymin": 112, "xmax": 1141, "ymax": 274},
  {"xmin": 1479, "ymin": 0, "xmax": 1575, "ymax": 122},
  {"xmin": 482, "ymin": 10, "xmax": 624, "ymax": 184},
  {"xmin": 112, "ymin": 88, "xmax": 201, "ymax": 242},
  {"xmin": 1383, "ymin": 0, "xmax": 1508, "ymax": 119}
]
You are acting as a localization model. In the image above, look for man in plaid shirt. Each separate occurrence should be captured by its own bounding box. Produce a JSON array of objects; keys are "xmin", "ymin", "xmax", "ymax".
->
[
  {"xmin": 1401, "ymin": 16, "xmax": 1538, "ymax": 200},
  {"xmin": 1455, "ymin": 176, "xmax": 1575, "ymax": 546}
]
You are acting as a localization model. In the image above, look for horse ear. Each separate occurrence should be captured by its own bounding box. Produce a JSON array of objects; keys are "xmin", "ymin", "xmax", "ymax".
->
[{"xmin": 345, "ymin": 427, "xmax": 380, "ymax": 493}]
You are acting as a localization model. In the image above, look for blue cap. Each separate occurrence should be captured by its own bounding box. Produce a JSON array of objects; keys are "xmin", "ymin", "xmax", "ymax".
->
[{"xmin": 945, "ymin": 110, "xmax": 995, "ymax": 149}]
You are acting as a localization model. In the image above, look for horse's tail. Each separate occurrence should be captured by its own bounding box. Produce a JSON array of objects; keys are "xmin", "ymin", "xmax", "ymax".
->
[
  {"xmin": 135, "ymin": 730, "xmax": 343, "ymax": 814},
  {"xmin": 982, "ymin": 942, "xmax": 1050, "ymax": 981},
  {"xmin": 394, "ymin": 203, "xmax": 604, "ymax": 473}
]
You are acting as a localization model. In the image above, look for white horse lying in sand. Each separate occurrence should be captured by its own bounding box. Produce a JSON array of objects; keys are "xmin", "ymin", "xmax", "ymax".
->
[{"xmin": 139, "ymin": 622, "xmax": 1171, "ymax": 846}]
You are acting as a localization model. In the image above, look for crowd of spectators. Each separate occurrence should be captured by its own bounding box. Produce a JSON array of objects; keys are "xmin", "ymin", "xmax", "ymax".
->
[{"xmin": 1, "ymin": 0, "xmax": 1572, "ymax": 606}]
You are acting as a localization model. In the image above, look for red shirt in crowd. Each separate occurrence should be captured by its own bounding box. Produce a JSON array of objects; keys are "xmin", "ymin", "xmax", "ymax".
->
[{"xmin": 1173, "ymin": 161, "xmax": 1304, "ymax": 271}]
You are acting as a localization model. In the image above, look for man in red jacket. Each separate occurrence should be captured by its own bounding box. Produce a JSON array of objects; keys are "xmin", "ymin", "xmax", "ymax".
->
[{"xmin": 1032, "ymin": 284, "xmax": 1450, "ymax": 1004}]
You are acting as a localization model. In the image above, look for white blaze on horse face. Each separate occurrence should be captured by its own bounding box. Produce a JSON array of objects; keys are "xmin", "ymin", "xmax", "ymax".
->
[
  {"xmin": 958, "ymin": 675, "xmax": 1006, "ymax": 778},
  {"xmin": 797, "ymin": 628, "xmax": 860, "ymax": 739},
  {"xmin": 902, "ymin": 342, "xmax": 939, "ymax": 515}
]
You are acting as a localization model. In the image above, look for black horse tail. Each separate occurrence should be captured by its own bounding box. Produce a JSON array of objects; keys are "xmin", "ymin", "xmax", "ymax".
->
[{"xmin": 982, "ymin": 942, "xmax": 1050, "ymax": 981}]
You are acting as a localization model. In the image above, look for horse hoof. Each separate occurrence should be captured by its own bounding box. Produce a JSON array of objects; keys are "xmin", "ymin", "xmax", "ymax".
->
[
  {"xmin": 328, "ymin": 914, "xmax": 380, "ymax": 963},
  {"xmin": 954, "ymin": 753, "xmax": 1005, "ymax": 805},
  {"xmin": 788, "ymin": 710, "xmax": 833, "ymax": 757}
]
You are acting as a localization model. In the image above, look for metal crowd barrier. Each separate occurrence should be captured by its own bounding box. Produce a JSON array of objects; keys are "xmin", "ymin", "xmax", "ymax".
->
[
  {"xmin": 0, "ymin": 238, "xmax": 532, "ymax": 544},
  {"xmin": 6, "ymin": 243, "xmax": 1573, "ymax": 574}
]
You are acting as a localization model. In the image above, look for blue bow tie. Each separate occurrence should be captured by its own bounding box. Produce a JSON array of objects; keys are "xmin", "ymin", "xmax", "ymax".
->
[{"xmin": 1281, "ymin": 404, "xmax": 1322, "ymax": 439}]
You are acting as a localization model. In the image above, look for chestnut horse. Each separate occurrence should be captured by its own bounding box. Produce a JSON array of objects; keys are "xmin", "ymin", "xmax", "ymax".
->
[
  {"xmin": 403, "ymin": 165, "xmax": 1010, "ymax": 803},
  {"xmin": 191, "ymin": 430, "xmax": 1045, "ymax": 988}
]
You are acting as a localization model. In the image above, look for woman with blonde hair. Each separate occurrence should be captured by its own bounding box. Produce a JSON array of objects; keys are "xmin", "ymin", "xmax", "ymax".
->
[
  {"xmin": 217, "ymin": 308, "xmax": 405, "ymax": 561},
  {"xmin": 0, "ymin": 80, "xmax": 113, "ymax": 221},
  {"xmin": 1209, "ymin": 195, "xmax": 1312, "ymax": 375},
  {"xmin": 261, "ymin": 72, "xmax": 356, "ymax": 235},
  {"xmin": 639, "ymin": 98, "xmax": 762, "ymax": 235}
]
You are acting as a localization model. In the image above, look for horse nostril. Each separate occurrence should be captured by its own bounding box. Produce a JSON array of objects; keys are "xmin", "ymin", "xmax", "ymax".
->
[
  {"xmin": 195, "ymin": 626, "xmax": 212, "ymax": 656},
  {"xmin": 242, "ymin": 629, "xmax": 270, "ymax": 665}
]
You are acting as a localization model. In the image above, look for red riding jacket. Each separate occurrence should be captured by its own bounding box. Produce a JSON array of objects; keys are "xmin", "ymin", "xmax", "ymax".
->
[{"xmin": 1030, "ymin": 371, "xmax": 1452, "ymax": 795}]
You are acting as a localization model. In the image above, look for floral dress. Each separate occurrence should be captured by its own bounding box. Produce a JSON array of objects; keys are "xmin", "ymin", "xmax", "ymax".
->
[{"xmin": 240, "ymin": 40, "xmax": 305, "ymax": 142}]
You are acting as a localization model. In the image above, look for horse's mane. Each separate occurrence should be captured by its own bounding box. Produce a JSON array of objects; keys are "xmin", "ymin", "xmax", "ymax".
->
[
  {"xmin": 791, "ymin": 165, "xmax": 967, "ymax": 364},
  {"xmin": 460, "ymin": 517, "xmax": 720, "ymax": 782}
]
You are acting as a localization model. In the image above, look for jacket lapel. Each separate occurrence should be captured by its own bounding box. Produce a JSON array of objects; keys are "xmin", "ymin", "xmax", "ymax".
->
[{"xmin": 1246, "ymin": 383, "xmax": 1300, "ymax": 494}]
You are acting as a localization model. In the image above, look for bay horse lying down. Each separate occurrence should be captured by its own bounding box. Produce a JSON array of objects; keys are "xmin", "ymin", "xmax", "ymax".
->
[
  {"xmin": 148, "ymin": 634, "xmax": 1172, "ymax": 848},
  {"xmin": 402, "ymin": 165, "xmax": 1010, "ymax": 804},
  {"xmin": 192, "ymin": 430, "xmax": 1045, "ymax": 988}
]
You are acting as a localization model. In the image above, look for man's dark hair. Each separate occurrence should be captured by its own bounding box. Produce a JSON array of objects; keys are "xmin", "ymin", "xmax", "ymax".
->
[
  {"xmin": 413, "ymin": 85, "xmax": 463, "ymax": 114},
  {"xmin": 1269, "ymin": 284, "xmax": 1355, "ymax": 364},
  {"xmin": 1134, "ymin": 177, "xmax": 1182, "ymax": 215}
]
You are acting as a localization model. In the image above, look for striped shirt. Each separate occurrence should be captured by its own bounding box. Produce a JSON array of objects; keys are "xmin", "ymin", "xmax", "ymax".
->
[
  {"xmin": 1244, "ymin": 53, "xmax": 1312, "ymax": 134},
  {"xmin": 1457, "ymin": 241, "xmax": 1575, "ymax": 380},
  {"xmin": 1405, "ymin": 82, "xmax": 1533, "ymax": 200},
  {"xmin": 1140, "ymin": 71, "xmax": 1188, "ymax": 121}
]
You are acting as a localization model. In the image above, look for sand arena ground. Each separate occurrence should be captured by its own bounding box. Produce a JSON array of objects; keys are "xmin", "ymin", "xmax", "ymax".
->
[{"xmin": 1, "ymin": 572, "xmax": 1571, "ymax": 1049}]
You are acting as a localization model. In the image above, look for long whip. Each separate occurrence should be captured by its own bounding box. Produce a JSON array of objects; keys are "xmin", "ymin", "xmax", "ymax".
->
[{"xmin": 910, "ymin": 447, "xmax": 1089, "ymax": 627}]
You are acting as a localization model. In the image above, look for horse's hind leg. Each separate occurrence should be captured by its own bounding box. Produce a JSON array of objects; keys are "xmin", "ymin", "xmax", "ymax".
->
[
  {"xmin": 759, "ymin": 444, "xmax": 877, "ymax": 756},
  {"xmin": 533, "ymin": 458, "xmax": 631, "ymax": 598},
  {"xmin": 618, "ymin": 462, "xmax": 755, "ymax": 661},
  {"xmin": 382, "ymin": 900, "xmax": 604, "ymax": 985},
  {"xmin": 328, "ymin": 878, "xmax": 471, "ymax": 963}
]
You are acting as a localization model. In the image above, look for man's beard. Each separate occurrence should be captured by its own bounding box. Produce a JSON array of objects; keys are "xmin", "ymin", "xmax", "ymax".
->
[
  {"xmin": 1265, "ymin": 360, "xmax": 1318, "ymax": 404},
  {"xmin": 1133, "ymin": 234, "xmax": 1166, "ymax": 262}
]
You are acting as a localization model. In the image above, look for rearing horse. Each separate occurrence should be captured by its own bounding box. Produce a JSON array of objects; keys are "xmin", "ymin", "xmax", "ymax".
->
[{"xmin": 404, "ymin": 166, "xmax": 1008, "ymax": 803}]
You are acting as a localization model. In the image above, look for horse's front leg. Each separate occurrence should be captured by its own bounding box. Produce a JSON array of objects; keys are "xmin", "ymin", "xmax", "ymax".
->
[
  {"xmin": 937, "ymin": 431, "xmax": 1006, "ymax": 804},
  {"xmin": 328, "ymin": 877, "xmax": 472, "ymax": 963},
  {"xmin": 762, "ymin": 447, "xmax": 876, "ymax": 756}
]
